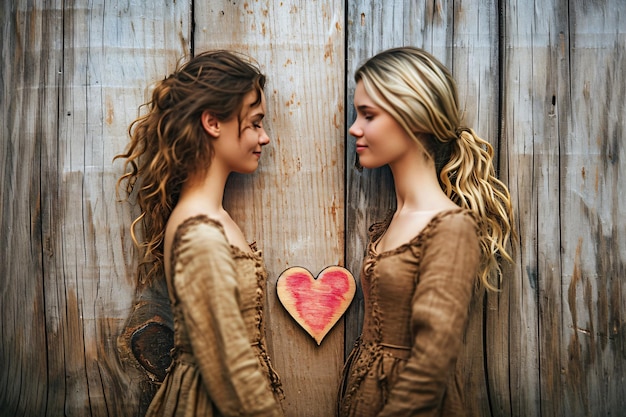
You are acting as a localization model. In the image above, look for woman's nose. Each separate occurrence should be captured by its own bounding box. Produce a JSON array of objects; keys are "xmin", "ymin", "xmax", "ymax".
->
[
  {"xmin": 348, "ymin": 121, "xmax": 362, "ymax": 138},
  {"xmin": 260, "ymin": 129, "xmax": 270, "ymax": 145}
]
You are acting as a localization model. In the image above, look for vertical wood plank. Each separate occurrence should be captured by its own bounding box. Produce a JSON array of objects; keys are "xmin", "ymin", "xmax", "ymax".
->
[
  {"xmin": 501, "ymin": 2, "xmax": 626, "ymax": 415},
  {"xmin": 501, "ymin": 0, "xmax": 572, "ymax": 415},
  {"xmin": 560, "ymin": 1, "xmax": 626, "ymax": 415},
  {"xmin": 345, "ymin": 1, "xmax": 499, "ymax": 416},
  {"xmin": 55, "ymin": 2, "xmax": 189, "ymax": 415},
  {"xmin": 500, "ymin": 0, "xmax": 543, "ymax": 414},
  {"xmin": 449, "ymin": 3, "xmax": 503, "ymax": 417},
  {"xmin": 193, "ymin": 2, "xmax": 345, "ymax": 416},
  {"xmin": 0, "ymin": 2, "xmax": 54, "ymax": 415}
]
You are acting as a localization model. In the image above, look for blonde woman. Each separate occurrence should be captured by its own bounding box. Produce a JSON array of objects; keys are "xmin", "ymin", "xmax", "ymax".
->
[
  {"xmin": 338, "ymin": 47, "xmax": 515, "ymax": 417},
  {"xmin": 116, "ymin": 50, "xmax": 284, "ymax": 416}
]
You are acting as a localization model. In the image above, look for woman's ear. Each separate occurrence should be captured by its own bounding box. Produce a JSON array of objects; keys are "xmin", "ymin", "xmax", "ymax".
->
[{"xmin": 201, "ymin": 110, "xmax": 220, "ymax": 138}]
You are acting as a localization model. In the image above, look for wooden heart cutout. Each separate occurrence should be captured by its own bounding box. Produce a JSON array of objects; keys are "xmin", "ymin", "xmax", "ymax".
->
[{"xmin": 277, "ymin": 266, "xmax": 356, "ymax": 345}]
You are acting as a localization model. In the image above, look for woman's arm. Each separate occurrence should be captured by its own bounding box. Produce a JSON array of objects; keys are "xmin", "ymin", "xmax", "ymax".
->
[
  {"xmin": 378, "ymin": 213, "xmax": 480, "ymax": 417},
  {"xmin": 175, "ymin": 221, "xmax": 282, "ymax": 416}
]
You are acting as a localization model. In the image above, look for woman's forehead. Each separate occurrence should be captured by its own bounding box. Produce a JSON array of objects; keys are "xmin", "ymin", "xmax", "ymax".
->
[{"xmin": 240, "ymin": 89, "xmax": 266, "ymax": 119}]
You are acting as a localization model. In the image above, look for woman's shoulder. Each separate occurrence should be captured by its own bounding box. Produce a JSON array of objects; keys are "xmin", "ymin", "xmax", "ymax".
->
[
  {"xmin": 169, "ymin": 215, "xmax": 234, "ymax": 282},
  {"xmin": 424, "ymin": 208, "xmax": 479, "ymax": 243},
  {"xmin": 171, "ymin": 214, "xmax": 227, "ymax": 249},
  {"xmin": 435, "ymin": 208, "xmax": 478, "ymax": 227}
]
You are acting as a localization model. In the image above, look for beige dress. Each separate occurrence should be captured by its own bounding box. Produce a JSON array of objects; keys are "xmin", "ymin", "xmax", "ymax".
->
[
  {"xmin": 338, "ymin": 209, "xmax": 480, "ymax": 417},
  {"xmin": 146, "ymin": 216, "xmax": 284, "ymax": 417}
]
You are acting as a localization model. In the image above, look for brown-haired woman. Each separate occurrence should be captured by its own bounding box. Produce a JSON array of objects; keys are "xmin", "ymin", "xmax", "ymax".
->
[
  {"xmin": 338, "ymin": 46, "xmax": 516, "ymax": 417},
  {"xmin": 116, "ymin": 50, "xmax": 284, "ymax": 417}
]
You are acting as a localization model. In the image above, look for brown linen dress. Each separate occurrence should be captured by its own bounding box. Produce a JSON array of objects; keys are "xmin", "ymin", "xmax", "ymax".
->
[
  {"xmin": 146, "ymin": 215, "xmax": 284, "ymax": 417},
  {"xmin": 338, "ymin": 209, "xmax": 480, "ymax": 417}
]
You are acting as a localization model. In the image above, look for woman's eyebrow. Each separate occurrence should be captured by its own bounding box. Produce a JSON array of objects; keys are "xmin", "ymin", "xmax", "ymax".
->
[{"xmin": 355, "ymin": 104, "xmax": 374, "ymax": 112}]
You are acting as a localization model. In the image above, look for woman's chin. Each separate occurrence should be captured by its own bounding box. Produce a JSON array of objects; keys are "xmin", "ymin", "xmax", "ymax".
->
[
  {"xmin": 234, "ymin": 164, "xmax": 259, "ymax": 175},
  {"xmin": 357, "ymin": 156, "xmax": 383, "ymax": 170}
]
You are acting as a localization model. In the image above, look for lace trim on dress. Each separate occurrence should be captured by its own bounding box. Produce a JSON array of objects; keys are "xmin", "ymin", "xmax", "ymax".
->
[
  {"xmin": 251, "ymin": 254, "xmax": 285, "ymax": 401},
  {"xmin": 340, "ymin": 215, "xmax": 388, "ymax": 415},
  {"xmin": 367, "ymin": 210, "xmax": 394, "ymax": 242},
  {"xmin": 370, "ymin": 208, "xmax": 473, "ymax": 259}
]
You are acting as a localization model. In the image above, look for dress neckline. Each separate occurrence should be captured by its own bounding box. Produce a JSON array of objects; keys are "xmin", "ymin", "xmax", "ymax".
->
[
  {"xmin": 174, "ymin": 214, "xmax": 259, "ymax": 254},
  {"xmin": 370, "ymin": 208, "xmax": 468, "ymax": 257},
  {"xmin": 170, "ymin": 215, "xmax": 262, "ymax": 281}
]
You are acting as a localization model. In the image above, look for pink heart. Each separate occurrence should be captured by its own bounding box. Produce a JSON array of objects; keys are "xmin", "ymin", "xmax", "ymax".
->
[{"xmin": 276, "ymin": 266, "xmax": 356, "ymax": 345}]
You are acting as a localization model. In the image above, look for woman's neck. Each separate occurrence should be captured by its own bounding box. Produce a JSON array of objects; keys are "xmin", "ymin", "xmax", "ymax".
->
[
  {"xmin": 179, "ymin": 164, "xmax": 230, "ymax": 214},
  {"xmin": 389, "ymin": 152, "xmax": 456, "ymax": 213}
]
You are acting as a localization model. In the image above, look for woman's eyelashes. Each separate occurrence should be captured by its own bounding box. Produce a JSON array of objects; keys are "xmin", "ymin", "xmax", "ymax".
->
[
  {"xmin": 357, "ymin": 112, "xmax": 373, "ymax": 121},
  {"xmin": 252, "ymin": 116, "xmax": 264, "ymax": 129},
  {"xmin": 355, "ymin": 107, "xmax": 374, "ymax": 121}
]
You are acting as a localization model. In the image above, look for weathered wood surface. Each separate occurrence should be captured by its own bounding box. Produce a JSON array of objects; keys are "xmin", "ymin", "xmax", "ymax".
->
[
  {"xmin": 344, "ymin": 1, "xmax": 499, "ymax": 416},
  {"xmin": 500, "ymin": 1, "xmax": 559, "ymax": 414},
  {"xmin": 501, "ymin": 0, "xmax": 626, "ymax": 416},
  {"xmin": 1, "ymin": 0, "xmax": 625, "ymax": 416},
  {"xmin": 566, "ymin": 3, "xmax": 626, "ymax": 414}
]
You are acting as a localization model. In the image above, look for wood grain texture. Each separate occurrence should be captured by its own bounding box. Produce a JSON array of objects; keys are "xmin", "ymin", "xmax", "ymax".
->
[
  {"xmin": 0, "ymin": 2, "xmax": 51, "ymax": 415},
  {"xmin": 561, "ymin": 1, "xmax": 626, "ymax": 415},
  {"xmin": 500, "ymin": 0, "xmax": 548, "ymax": 414},
  {"xmin": 192, "ymin": 2, "xmax": 346, "ymax": 416},
  {"xmin": 501, "ymin": 1, "xmax": 626, "ymax": 416},
  {"xmin": 54, "ymin": 3, "xmax": 189, "ymax": 414}
]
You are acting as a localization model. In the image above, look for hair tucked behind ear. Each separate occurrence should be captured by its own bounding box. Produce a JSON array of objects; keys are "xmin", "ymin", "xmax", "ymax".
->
[
  {"xmin": 115, "ymin": 50, "xmax": 266, "ymax": 287},
  {"xmin": 356, "ymin": 46, "xmax": 515, "ymax": 290}
]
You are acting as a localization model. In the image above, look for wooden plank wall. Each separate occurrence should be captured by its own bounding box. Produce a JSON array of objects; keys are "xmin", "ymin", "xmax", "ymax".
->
[
  {"xmin": 500, "ymin": 1, "xmax": 626, "ymax": 416},
  {"xmin": 1, "ymin": 1, "xmax": 625, "ymax": 416},
  {"xmin": 565, "ymin": 3, "xmax": 626, "ymax": 414}
]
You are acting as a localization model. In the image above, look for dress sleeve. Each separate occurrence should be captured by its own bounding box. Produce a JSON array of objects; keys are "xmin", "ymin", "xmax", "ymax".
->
[
  {"xmin": 377, "ymin": 213, "xmax": 480, "ymax": 417},
  {"xmin": 173, "ymin": 222, "xmax": 283, "ymax": 417}
]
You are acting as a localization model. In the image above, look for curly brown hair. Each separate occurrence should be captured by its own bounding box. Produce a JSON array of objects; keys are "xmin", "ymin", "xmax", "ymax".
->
[
  {"xmin": 115, "ymin": 50, "xmax": 266, "ymax": 286},
  {"xmin": 355, "ymin": 46, "xmax": 516, "ymax": 290}
]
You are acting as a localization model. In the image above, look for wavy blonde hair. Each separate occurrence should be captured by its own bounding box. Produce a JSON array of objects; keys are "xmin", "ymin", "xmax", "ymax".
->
[
  {"xmin": 115, "ymin": 50, "xmax": 266, "ymax": 286},
  {"xmin": 356, "ymin": 46, "xmax": 515, "ymax": 290}
]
